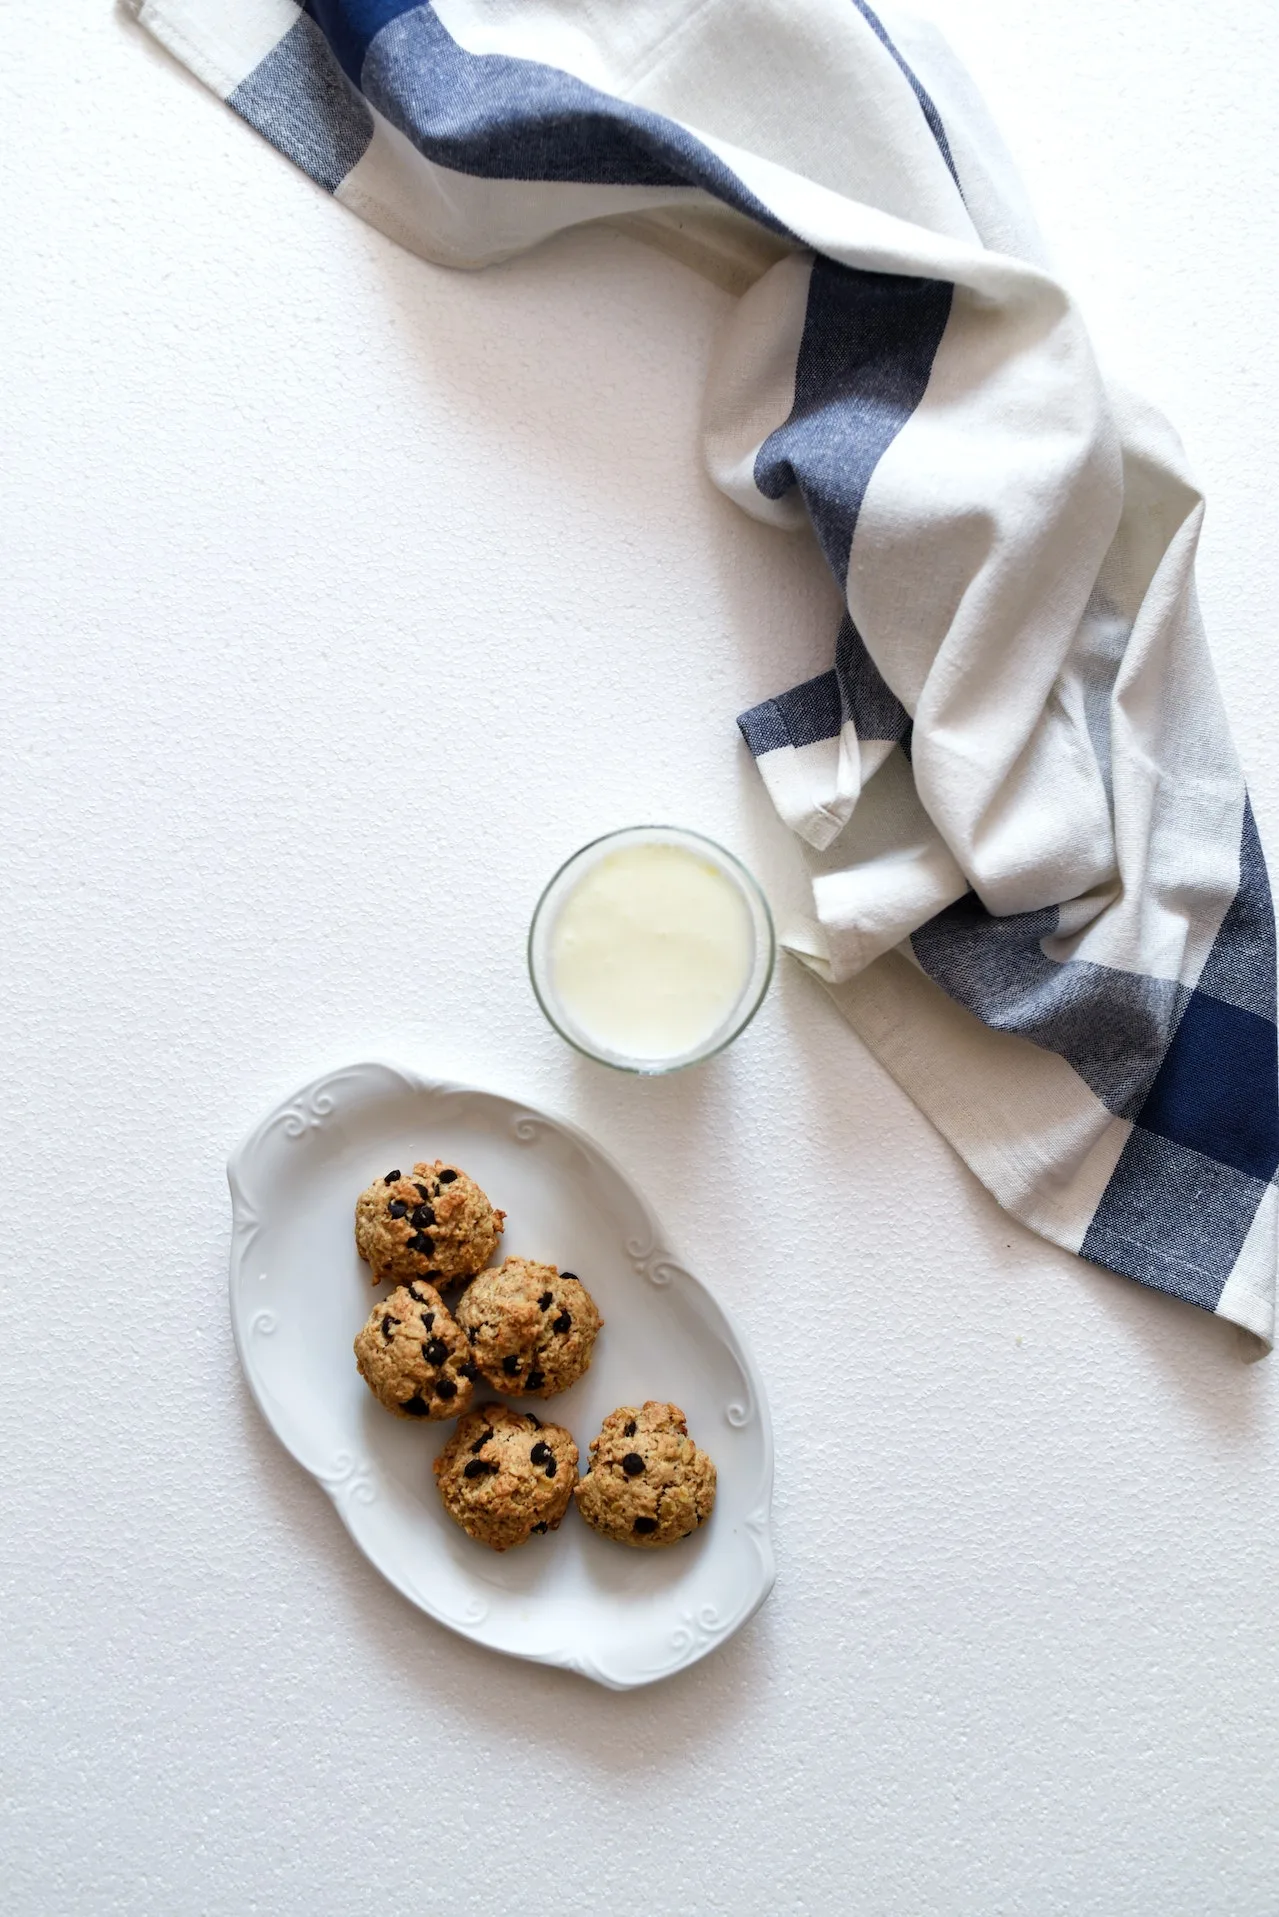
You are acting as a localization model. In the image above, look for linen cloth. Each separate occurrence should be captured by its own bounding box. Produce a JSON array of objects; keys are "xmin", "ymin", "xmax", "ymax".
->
[{"xmin": 128, "ymin": 0, "xmax": 1279, "ymax": 1348}]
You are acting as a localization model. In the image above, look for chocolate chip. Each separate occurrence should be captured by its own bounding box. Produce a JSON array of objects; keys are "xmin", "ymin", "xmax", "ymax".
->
[
  {"xmin": 414, "ymin": 1182, "xmax": 432, "ymax": 1201},
  {"xmin": 633, "ymin": 1516, "xmax": 657, "ymax": 1534},
  {"xmin": 624, "ymin": 1420, "xmax": 637, "ymax": 1437},
  {"xmin": 464, "ymin": 1457, "xmax": 497, "ymax": 1479},
  {"xmin": 411, "ymin": 1204, "xmax": 435, "ymax": 1229},
  {"xmin": 552, "ymin": 1310, "xmax": 571, "ymax": 1335},
  {"xmin": 420, "ymin": 1311, "xmax": 435, "ymax": 1331},
  {"xmin": 469, "ymin": 1429, "xmax": 493, "ymax": 1454},
  {"xmin": 502, "ymin": 1355, "xmax": 522, "ymax": 1376},
  {"xmin": 538, "ymin": 1291, "xmax": 553, "ymax": 1311},
  {"xmin": 424, "ymin": 1338, "xmax": 448, "ymax": 1367},
  {"xmin": 387, "ymin": 1199, "xmax": 408, "ymax": 1219},
  {"xmin": 561, "ymin": 1272, "xmax": 578, "ymax": 1282},
  {"xmin": 380, "ymin": 1314, "xmax": 399, "ymax": 1342},
  {"xmin": 406, "ymin": 1282, "xmax": 430, "ymax": 1303},
  {"xmin": 406, "ymin": 1233, "xmax": 435, "ymax": 1255},
  {"xmin": 435, "ymin": 1376, "xmax": 458, "ymax": 1400},
  {"xmin": 383, "ymin": 1170, "xmax": 401, "ymax": 1185},
  {"xmin": 526, "ymin": 1415, "xmax": 542, "ymax": 1429},
  {"xmin": 622, "ymin": 1452, "xmax": 645, "ymax": 1477},
  {"xmin": 401, "ymin": 1394, "xmax": 429, "ymax": 1417},
  {"xmin": 438, "ymin": 1169, "xmax": 458, "ymax": 1184},
  {"xmin": 531, "ymin": 1521, "xmax": 549, "ymax": 1534},
  {"xmin": 530, "ymin": 1441, "xmax": 551, "ymax": 1465},
  {"xmin": 458, "ymin": 1361, "xmax": 476, "ymax": 1383},
  {"xmin": 544, "ymin": 1459, "xmax": 558, "ymax": 1478},
  {"xmin": 525, "ymin": 1369, "xmax": 545, "ymax": 1392}
]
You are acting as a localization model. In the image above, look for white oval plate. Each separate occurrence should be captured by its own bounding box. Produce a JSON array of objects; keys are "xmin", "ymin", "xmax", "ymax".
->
[{"xmin": 227, "ymin": 1062, "xmax": 775, "ymax": 1689}]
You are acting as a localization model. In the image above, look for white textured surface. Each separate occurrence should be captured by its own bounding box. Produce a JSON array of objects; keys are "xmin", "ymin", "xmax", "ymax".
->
[{"xmin": 3, "ymin": 3, "xmax": 1278, "ymax": 1911}]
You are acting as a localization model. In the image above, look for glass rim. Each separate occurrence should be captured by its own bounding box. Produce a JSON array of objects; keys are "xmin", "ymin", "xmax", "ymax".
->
[{"xmin": 527, "ymin": 824, "xmax": 776, "ymax": 1075}]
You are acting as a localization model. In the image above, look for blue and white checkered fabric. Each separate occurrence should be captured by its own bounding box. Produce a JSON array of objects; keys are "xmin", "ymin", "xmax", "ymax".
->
[{"xmin": 129, "ymin": 0, "xmax": 1279, "ymax": 1347}]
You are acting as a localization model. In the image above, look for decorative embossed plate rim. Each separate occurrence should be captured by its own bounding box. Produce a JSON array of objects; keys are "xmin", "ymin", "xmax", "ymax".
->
[{"xmin": 228, "ymin": 1061, "xmax": 775, "ymax": 1689}]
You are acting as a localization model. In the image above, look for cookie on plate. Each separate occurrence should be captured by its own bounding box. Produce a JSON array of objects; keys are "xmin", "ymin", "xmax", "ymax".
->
[
  {"xmin": 355, "ymin": 1160, "xmax": 504, "ymax": 1287},
  {"xmin": 434, "ymin": 1405, "xmax": 578, "ymax": 1551},
  {"xmin": 574, "ymin": 1402, "xmax": 716, "ymax": 1548},
  {"xmin": 354, "ymin": 1281, "xmax": 477, "ymax": 1420},
  {"xmin": 454, "ymin": 1257, "xmax": 602, "ymax": 1398}
]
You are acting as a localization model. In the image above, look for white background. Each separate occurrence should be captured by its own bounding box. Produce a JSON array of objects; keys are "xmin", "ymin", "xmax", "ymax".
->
[{"xmin": 4, "ymin": 3, "xmax": 1278, "ymax": 1911}]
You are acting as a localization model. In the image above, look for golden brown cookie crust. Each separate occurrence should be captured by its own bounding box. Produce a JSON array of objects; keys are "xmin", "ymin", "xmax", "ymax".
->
[
  {"xmin": 353, "ymin": 1282, "xmax": 477, "ymax": 1420},
  {"xmin": 454, "ymin": 1257, "xmax": 602, "ymax": 1398},
  {"xmin": 574, "ymin": 1401, "xmax": 716, "ymax": 1548},
  {"xmin": 434, "ymin": 1404, "xmax": 578, "ymax": 1551},
  {"xmin": 354, "ymin": 1160, "xmax": 504, "ymax": 1286}
]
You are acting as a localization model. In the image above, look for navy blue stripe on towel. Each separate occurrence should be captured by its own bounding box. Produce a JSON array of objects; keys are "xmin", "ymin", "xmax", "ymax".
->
[
  {"xmin": 230, "ymin": 13, "xmax": 374, "ymax": 191},
  {"xmin": 303, "ymin": 0, "xmax": 787, "ymax": 225},
  {"xmin": 912, "ymin": 799, "xmax": 1279, "ymax": 1310},
  {"xmin": 303, "ymin": 0, "xmax": 410, "ymax": 84},
  {"xmin": 738, "ymin": 259, "xmax": 950, "ymax": 763},
  {"xmin": 738, "ymin": 614, "xmax": 911, "ymax": 757},
  {"xmin": 849, "ymin": 0, "xmax": 961, "ymax": 187},
  {"xmin": 304, "ymin": 0, "xmax": 959, "ymax": 200},
  {"xmin": 754, "ymin": 259, "xmax": 953, "ymax": 583}
]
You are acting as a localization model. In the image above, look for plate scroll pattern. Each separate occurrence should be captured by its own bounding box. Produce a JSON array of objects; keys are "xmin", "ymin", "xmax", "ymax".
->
[{"xmin": 228, "ymin": 1061, "xmax": 775, "ymax": 1689}]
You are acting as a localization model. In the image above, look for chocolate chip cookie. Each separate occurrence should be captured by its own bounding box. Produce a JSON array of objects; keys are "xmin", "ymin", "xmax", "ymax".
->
[
  {"xmin": 355, "ymin": 1160, "xmax": 504, "ymax": 1287},
  {"xmin": 434, "ymin": 1404, "xmax": 578, "ymax": 1551},
  {"xmin": 574, "ymin": 1402, "xmax": 716, "ymax": 1547},
  {"xmin": 453, "ymin": 1257, "xmax": 602, "ymax": 1398},
  {"xmin": 353, "ymin": 1281, "xmax": 477, "ymax": 1420}
]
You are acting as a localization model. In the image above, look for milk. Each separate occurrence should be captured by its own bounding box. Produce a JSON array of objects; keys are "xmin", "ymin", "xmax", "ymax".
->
[{"xmin": 548, "ymin": 841, "xmax": 756, "ymax": 1063}]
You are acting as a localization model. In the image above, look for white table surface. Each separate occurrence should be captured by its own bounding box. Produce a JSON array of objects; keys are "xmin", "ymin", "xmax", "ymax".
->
[{"xmin": 4, "ymin": 4, "xmax": 1279, "ymax": 1912}]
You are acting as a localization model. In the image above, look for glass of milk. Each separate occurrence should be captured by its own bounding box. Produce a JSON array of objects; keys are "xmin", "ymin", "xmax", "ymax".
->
[{"xmin": 528, "ymin": 826, "xmax": 775, "ymax": 1073}]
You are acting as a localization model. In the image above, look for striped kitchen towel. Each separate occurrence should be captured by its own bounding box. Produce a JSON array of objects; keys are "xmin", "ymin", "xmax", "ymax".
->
[{"xmin": 128, "ymin": 0, "xmax": 1279, "ymax": 1348}]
